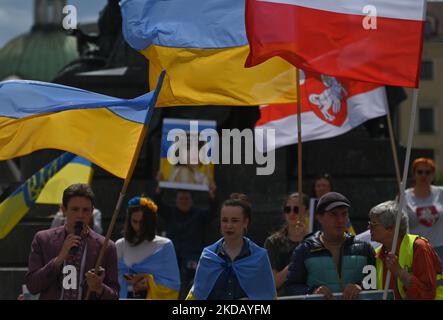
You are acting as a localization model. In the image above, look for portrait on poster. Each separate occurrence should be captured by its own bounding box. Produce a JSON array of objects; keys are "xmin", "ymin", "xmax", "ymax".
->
[{"xmin": 159, "ymin": 118, "xmax": 216, "ymax": 191}]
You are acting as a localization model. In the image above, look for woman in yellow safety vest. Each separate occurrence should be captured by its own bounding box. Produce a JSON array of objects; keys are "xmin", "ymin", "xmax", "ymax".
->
[{"xmin": 368, "ymin": 200, "xmax": 443, "ymax": 300}]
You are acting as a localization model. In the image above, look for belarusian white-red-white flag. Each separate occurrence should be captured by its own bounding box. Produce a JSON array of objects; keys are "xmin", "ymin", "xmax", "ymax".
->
[
  {"xmin": 255, "ymin": 71, "xmax": 388, "ymax": 151},
  {"xmin": 245, "ymin": 0, "xmax": 426, "ymax": 88}
]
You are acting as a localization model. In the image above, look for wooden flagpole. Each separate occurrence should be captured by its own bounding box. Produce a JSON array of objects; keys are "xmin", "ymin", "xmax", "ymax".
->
[
  {"xmin": 85, "ymin": 71, "xmax": 165, "ymax": 300},
  {"xmin": 85, "ymin": 128, "xmax": 148, "ymax": 300},
  {"xmin": 382, "ymin": 88, "xmax": 419, "ymax": 300}
]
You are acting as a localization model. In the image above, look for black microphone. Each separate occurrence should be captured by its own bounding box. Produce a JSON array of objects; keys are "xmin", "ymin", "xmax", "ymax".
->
[{"xmin": 70, "ymin": 221, "xmax": 83, "ymax": 255}]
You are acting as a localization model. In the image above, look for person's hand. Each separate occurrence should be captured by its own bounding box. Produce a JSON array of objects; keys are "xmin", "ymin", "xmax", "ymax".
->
[
  {"xmin": 54, "ymin": 234, "xmax": 81, "ymax": 266},
  {"xmin": 293, "ymin": 219, "xmax": 305, "ymax": 242},
  {"xmin": 342, "ymin": 284, "xmax": 362, "ymax": 300},
  {"xmin": 133, "ymin": 277, "xmax": 149, "ymax": 293},
  {"xmin": 385, "ymin": 252, "xmax": 402, "ymax": 276},
  {"xmin": 124, "ymin": 273, "xmax": 145, "ymax": 285},
  {"xmin": 313, "ymin": 286, "xmax": 334, "ymax": 300},
  {"xmin": 85, "ymin": 267, "xmax": 105, "ymax": 295}
]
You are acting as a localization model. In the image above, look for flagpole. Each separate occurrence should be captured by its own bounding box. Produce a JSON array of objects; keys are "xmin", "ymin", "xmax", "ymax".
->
[
  {"xmin": 85, "ymin": 71, "xmax": 165, "ymax": 300},
  {"xmin": 385, "ymin": 102, "xmax": 402, "ymax": 192},
  {"xmin": 382, "ymin": 0, "xmax": 427, "ymax": 299},
  {"xmin": 295, "ymin": 69, "xmax": 304, "ymax": 222},
  {"xmin": 6, "ymin": 160, "xmax": 21, "ymax": 181},
  {"xmin": 85, "ymin": 126, "xmax": 148, "ymax": 300},
  {"xmin": 382, "ymin": 88, "xmax": 419, "ymax": 300}
]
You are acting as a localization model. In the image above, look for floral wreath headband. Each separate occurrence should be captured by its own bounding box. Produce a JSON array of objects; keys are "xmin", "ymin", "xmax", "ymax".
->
[{"xmin": 127, "ymin": 196, "xmax": 158, "ymax": 214}]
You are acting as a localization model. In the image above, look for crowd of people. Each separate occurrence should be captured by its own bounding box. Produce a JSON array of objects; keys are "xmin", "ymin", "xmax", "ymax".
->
[{"xmin": 22, "ymin": 157, "xmax": 443, "ymax": 300}]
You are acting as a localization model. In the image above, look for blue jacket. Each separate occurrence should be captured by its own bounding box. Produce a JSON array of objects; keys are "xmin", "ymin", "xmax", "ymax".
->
[{"xmin": 286, "ymin": 231, "xmax": 375, "ymax": 295}]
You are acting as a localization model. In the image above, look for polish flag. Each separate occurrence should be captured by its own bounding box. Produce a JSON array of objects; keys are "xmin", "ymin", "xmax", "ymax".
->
[
  {"xmin": 255, "ymin": 70, "xmax": 388, "ymax": 152},
  {"xmin": 245, "ymin": 0, "xmax": 427, "ymax": 88}
]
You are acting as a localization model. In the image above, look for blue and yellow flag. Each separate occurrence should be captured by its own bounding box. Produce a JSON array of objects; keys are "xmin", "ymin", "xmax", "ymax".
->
[
  {"xmin": 0, "ymin": 73, "xmax": 164, "ymax": 179},
  {"xmin": 118, "ymin": 240, "xmax": 180, "ymax": 299},
  {"xmin": 347, "ymin": 218, "xmax": 356, "ymax": 236},
  {"xmin": 120, "ymin": 0, "xmax": 297, "ymax": 106},
  {"xmin": 36, "ymin": 156, "xmax": 93, "ymax": 204},
  {"xmin": 0, "ymin": 152, "xmax": 92, "ymax": 239},
  {"xmin": 187, "ymin": 238, "xmax": 276, "ymax": 300}
]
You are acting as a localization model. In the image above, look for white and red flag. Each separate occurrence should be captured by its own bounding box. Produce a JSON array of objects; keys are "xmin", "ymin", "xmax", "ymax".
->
[
  {"xmin": 255, "ymin": 71, "xmax": 388, "ymax": 152},
  {"xmin": 245, "ymin": 0, "xmax": 427, "ymax": 88}
]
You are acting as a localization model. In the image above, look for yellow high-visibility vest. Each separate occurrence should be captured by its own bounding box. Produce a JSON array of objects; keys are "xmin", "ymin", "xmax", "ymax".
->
[{"xmin": 375, "ymin": 234, "xmax": 443, "ymax": 300}]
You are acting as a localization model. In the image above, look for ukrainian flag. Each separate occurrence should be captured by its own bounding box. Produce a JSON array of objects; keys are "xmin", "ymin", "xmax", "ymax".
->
[
  {"xmin": 187, "ymin": 238, "xmax": 276, "ymax": 300},
  {"xmin": 0, "ymin": 152, "xmax": 92, "ymax": 239},
  {"xmin": 36, "ymin": 156, "xmax": 93, "ymax": 204},
  {"xmin": 0, "ymin": 73, "xmax": 164, "ymax": 179},
  {"xmin": 347, "ymin": 218, "xmax": 356, "ymax": 236},
  {"xmin": 118, "ymin": 240, "xmax": 180, "ymax": 300},
  {"xmin": 120, "ymin": 0, "xmax": 297, "ymax": 106}
]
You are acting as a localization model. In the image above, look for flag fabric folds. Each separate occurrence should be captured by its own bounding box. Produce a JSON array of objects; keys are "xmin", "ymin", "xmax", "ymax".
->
[
  {"xmin": 187, "ymin": 238, "xmax": 276, "ymax": 300},
  {"xmin": 118, "ymin": 241, "xmax": 181, "ymax": 299},
  {"xmin": 0, "ymin": 74, "xmax": 164, "ymax": 178},
  {"xmin": 120, "ymin": 0, "xmax": 297, "ymax": 106},
  {"xmin": 255, "ymin": 71, "xmax": 388, "ymax": 152},
  {"xmin": 0, "ymin": 152, "xmax": 92, "ymax": 239},
  {"xmin": 36, "ymin": 156, "xmax": 93, "ymax": 204},
  {"xmin": 245, "ymin": 0, "xmax": 427, "ymax": 88}
]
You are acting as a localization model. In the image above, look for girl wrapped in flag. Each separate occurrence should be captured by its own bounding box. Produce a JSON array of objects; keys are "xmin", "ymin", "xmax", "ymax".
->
[
  {"xmin": 187, "ymin": 193, "xmax": 276, "ymax": 300},
  {"xmin": 116, "ymin": 196, "xmax": 180, "ymax": 299}
]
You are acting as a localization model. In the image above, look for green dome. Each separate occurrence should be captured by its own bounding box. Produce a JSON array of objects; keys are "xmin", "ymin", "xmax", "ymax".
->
[{"xmin": 0, "ymin": 29, "xmax": 78, "ymax": 82}]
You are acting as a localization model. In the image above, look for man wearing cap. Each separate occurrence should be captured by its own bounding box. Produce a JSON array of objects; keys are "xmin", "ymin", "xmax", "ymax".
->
[{"xmin": 286, "ymin": 192, "xmax": 375, "ymax": 299}]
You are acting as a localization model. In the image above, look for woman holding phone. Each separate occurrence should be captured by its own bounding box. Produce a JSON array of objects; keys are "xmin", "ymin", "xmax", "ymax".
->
[{"xmin": 116, "ymin": 196, "xmax": 180, "ymax": 299}]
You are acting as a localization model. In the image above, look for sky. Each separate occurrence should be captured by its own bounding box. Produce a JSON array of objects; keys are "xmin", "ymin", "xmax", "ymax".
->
[{"xmin": 0, "ymin": 0, "xmax": 107, "ymax": 47}]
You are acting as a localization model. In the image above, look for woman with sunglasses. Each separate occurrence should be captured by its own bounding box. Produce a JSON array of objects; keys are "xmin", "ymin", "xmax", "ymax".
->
[
  {"xmin": 264, "ymin": 192, "xmax": 309, "ymax": 296},
  {"xmin": 405, "ymin": 158, "xmax": 443, "ymax": 264}
]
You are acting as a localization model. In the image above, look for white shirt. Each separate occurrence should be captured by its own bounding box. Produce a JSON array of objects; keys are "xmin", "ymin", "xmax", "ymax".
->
[
  {"xmin": 116, "ymin": 236, "xmax": 171, "ymax": 266},
  {"xmin": 355, "ymin": 230, "xmax": 382, "ymax": 250},
  {"xmin": 405, "ymin": 185, "xmax": 443, "ymax": 248}
]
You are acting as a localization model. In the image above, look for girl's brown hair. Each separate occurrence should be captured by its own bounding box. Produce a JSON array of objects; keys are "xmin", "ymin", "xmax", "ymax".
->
[
  {"xmin": 222, "ymin": 193, "xmax": 252, "ymax": 227},
  {"xmin": 123, "ymin": 197, "xmax": 158, "ymax": 246}
]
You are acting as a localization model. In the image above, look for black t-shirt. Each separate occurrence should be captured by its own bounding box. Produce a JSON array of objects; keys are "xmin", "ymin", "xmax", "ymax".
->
[{"xmin": 264, "ymin": 233, "xmax": 300, "ymax": 296}]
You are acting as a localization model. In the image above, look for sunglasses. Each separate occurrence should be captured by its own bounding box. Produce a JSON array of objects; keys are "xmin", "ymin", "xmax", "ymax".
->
[
  {"xmin": 284, "ymin": 206, "xmax": 300, "ymax": 214},
  {"xmin": 368, "ymin": 221, "xmax": 380, "ymax": 228},
  {"xmin": 416, "ymin": 169, "xmax": 432, "ymax": 176}
]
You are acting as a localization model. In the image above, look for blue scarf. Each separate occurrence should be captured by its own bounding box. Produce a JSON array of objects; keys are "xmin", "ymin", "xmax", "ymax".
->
[
  {"xmin": 190, "ymin": 238, "xmax": 276, "ymax": 300},
  {"xmin": 118, "ymin": 240, "xmax": 180, "ymax": 298}
]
